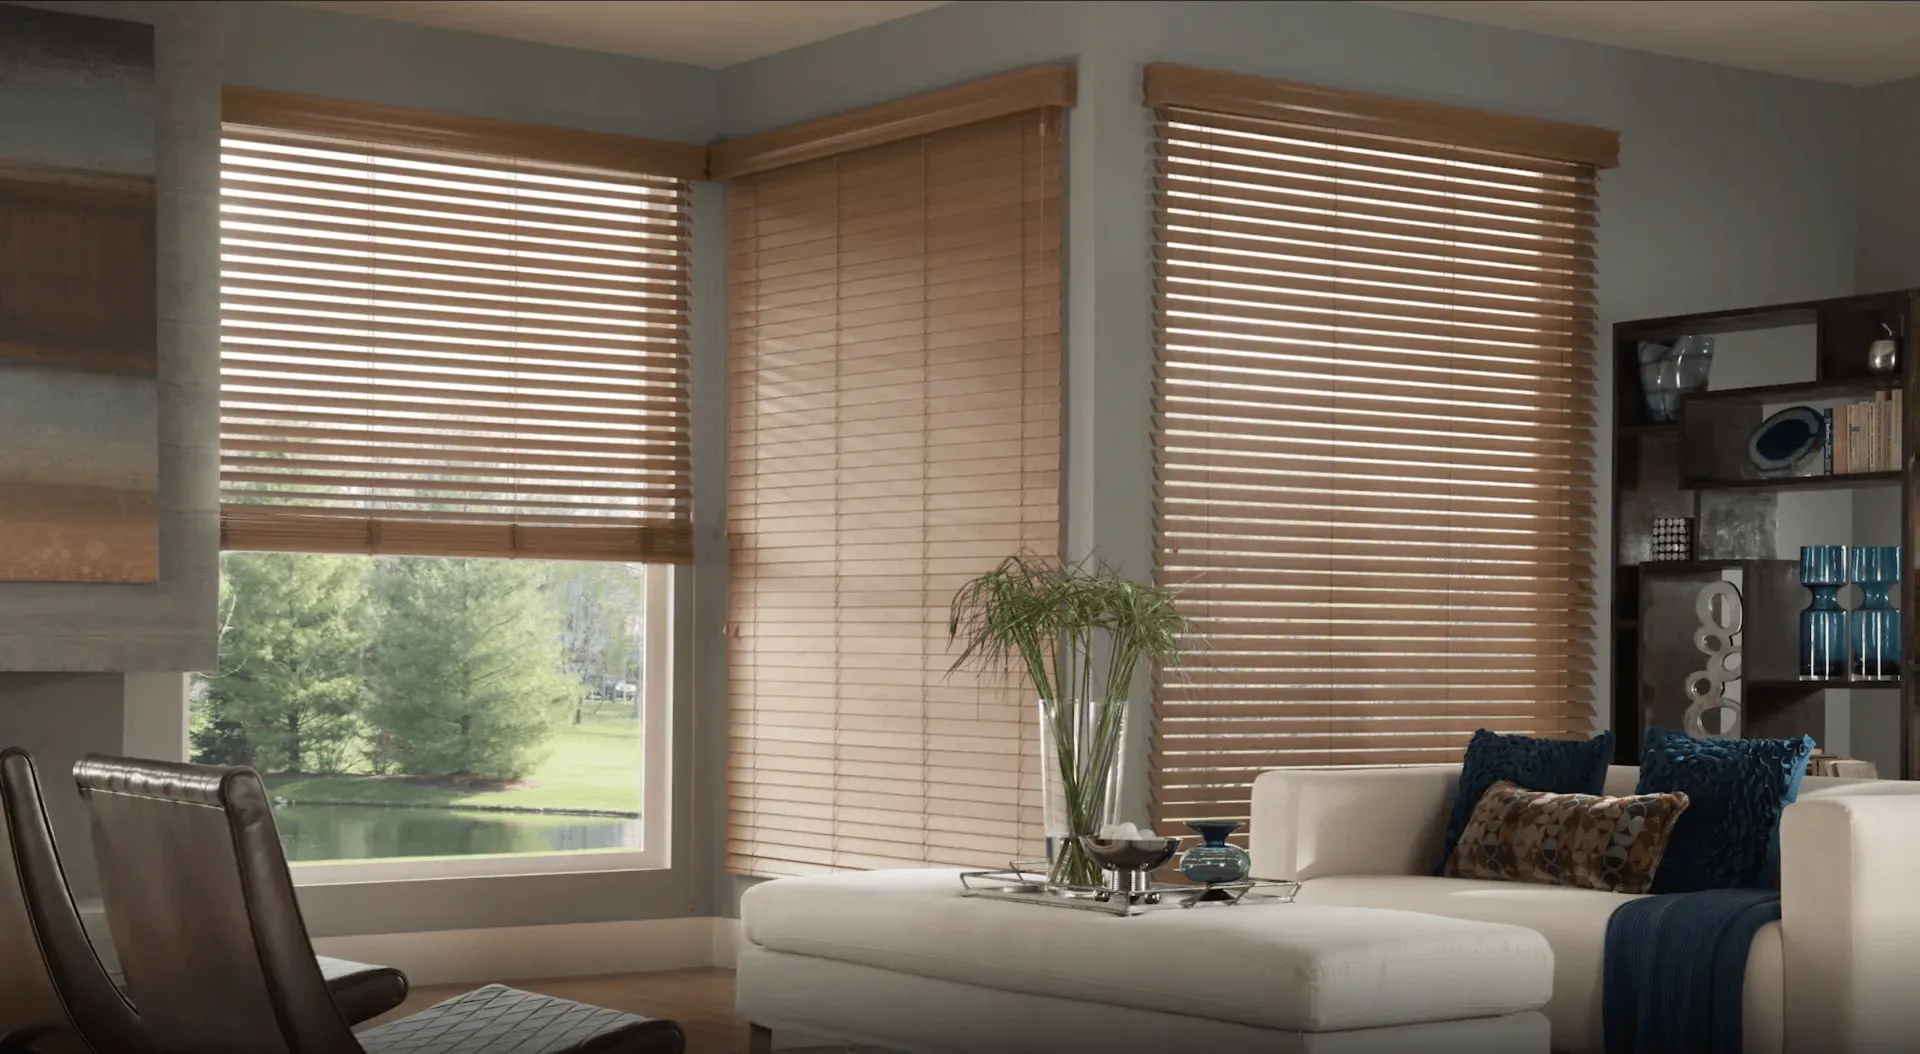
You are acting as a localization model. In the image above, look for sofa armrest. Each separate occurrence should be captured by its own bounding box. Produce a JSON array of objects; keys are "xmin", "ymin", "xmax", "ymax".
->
[
  {"xmin": 1248, "ymin": 765, "xmax": 1460, "ymax": 881},
  {"xmin": 1781, "ymin": 792, "xmax": 1920, "ymax": 1052}
]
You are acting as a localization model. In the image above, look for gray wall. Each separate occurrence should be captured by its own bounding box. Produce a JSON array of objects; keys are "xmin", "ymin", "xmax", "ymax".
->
[
  {"xmin": 0, "ymin": 0, "xmax": 220, "ymax": 673},
  {"xmin": 1857, "ymin": 74, "xmax": 1920, "ymax": 292},
  {"xmin": 217, "ymin": 1, "xmax": 718, "ymax": 141},
  {"xmin": 718, "ymin": 0, "xmax": 1866, "ymax": 852},
  {"xmin": 0, "ymin": 674, "xmax": 125, "ymax": 899}
]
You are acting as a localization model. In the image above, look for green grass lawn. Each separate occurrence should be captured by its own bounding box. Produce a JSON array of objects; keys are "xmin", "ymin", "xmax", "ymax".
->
[{"xmin": 264, "ymin": 715, "xmax": 643, "ymax": 815}]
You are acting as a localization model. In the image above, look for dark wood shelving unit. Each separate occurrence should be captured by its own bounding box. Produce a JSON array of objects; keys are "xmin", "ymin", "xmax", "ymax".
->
[{"xmin": 1611, "ymin": 289, "xmax": 1919, "ymax": 778}]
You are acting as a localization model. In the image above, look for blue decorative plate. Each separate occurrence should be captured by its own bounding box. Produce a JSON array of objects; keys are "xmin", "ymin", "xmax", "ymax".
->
[{"xmin": 1748, "ymin": 405, "xmax": 1823, "ymax": 473}]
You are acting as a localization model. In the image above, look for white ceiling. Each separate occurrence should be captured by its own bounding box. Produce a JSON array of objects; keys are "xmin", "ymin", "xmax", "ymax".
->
[
  {"xmin": 286, "ymin": 0, "xmax": 951, "ymax": 69},
  {"xmin": 1362, "ymin": 1, "xmax": 1920, "ymax": 86}
]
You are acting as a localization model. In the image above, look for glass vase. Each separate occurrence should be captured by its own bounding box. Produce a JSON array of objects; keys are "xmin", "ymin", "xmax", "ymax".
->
[
  {"xmin": 1037, "ymin": 696, "xmax": 1124, "ymax": 888},
  {"xmin": 1638, "ymin": 335, "xmax": 1715, "ymax": 423},
  {"xmin": 1801, "ymin": 545, "xmax": 1848, "ymax": 681},
  {"xmin": 1850, "ymin": 545, "xmax": 1902, "ymax": 681},
  {"xmin": 1180, "ymin": 820, "xmax": 1251, "ymax": 884}
]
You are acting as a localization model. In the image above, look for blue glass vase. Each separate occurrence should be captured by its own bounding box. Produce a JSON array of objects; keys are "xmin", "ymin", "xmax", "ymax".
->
[
  {"xmin": 1180, "ymin": 821, "xmax": 1251, "ymax": 884},
  {"xmin": 1801, "ymin": 546, "xmax": 1848, "ymax": 680},
  {"xmin": 1849, "ymin": 545, "xmax": 1902, "ymax": 681}
]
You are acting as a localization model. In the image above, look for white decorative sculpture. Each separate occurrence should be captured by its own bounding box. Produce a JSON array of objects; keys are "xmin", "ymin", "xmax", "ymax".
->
[{"xmin": 1684, "ymin": 580, "xmax": 1744, "ymax": 737}]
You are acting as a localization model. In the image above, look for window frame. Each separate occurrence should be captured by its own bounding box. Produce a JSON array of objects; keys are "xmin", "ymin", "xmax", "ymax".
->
[{"xmin": 284, "ymin": 562, "xmax": 673, "ymax": 885}]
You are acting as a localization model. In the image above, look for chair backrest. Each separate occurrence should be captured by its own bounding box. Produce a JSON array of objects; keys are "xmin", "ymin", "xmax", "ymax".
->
[
  {"xmin": 0, "ymin": 748, "xmax": 103, "ymax": 1054},
  {"xmin": 74, "ymin": 755, "xmax": 361, "ymax": 1054}
]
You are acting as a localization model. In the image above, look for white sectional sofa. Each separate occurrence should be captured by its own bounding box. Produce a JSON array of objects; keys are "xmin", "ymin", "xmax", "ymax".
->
[{"xmin": 1252, "ymin": 763, "xmax": 1920, "ymax": 1054}]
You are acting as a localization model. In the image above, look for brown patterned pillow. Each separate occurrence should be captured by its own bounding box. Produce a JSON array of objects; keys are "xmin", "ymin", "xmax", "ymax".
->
[{"xmin": 1444, "ymin": 779, "xmax": 1690, "ymax": 894}]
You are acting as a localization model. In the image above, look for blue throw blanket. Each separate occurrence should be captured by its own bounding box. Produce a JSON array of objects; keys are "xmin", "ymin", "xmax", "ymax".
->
[{"xmin": 1603, "ymin": 889, "xmax": 1780, "ymax": 1054}]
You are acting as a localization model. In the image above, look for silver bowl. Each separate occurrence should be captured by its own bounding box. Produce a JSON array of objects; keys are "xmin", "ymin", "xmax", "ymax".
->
[{"xmin": 1078, "ymin": 835, "xmax": 1180, "ymax": 873}]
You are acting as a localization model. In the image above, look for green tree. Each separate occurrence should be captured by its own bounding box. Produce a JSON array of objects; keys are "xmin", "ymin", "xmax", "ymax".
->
[
  {"xmin": 365, "ymin": 557, "xmax": 578, "ymax": 779},
  {"xmin": 196, "ymin": 553, "xmax": 373, "ymax": 774},
  {"xmin": 547, "ymin": 562, "xmax": 645, "ymax": 721}
]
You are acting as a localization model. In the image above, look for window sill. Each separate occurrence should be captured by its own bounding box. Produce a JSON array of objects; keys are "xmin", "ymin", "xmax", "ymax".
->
[{"xmin": 290, "ymin": 849, "xmax": 667, "ymax": 886}]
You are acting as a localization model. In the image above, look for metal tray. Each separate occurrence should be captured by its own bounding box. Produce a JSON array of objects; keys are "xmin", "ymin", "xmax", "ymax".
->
[{"xmin": 958, "ymin": 861, "xmax": 1301, "ymax": 917}]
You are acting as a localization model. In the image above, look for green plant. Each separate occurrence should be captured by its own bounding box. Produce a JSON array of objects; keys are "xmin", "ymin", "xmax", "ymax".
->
[{"xmin": 948, "ymin": 552, "xmax": 1186, "ymax": 886}]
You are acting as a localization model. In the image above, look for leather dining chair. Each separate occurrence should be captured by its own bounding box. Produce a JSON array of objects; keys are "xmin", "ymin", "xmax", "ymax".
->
[
  {"xmin": 74, "ymin": 754, "xmax": 685, "ymax": 1054},
  {"xmin": 0, "ymin": 748, "xmax": 410, "ymax": 1054}
]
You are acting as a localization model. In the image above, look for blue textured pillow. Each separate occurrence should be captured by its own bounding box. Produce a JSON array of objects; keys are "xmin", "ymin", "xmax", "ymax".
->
[
  {"xmin": 1438, "ymin": 729, "xmax": 1614, "ymax": 874},
  {"xmin": 1634, "ymin": 727, "xmax": 1814, "ymax": 894}
]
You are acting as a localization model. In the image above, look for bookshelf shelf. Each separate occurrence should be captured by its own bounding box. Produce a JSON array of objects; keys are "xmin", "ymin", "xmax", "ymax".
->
[
  {"xmin": 1677, "ymin": 376, "xmax": 1901, "ymax": 407},
  {"xmin": 1748, "ymin": 677, "xmax": 1902, "ymax": 691},
  {"xmin": 1677, "ymin": 471, "xmax": 1903, "ymax": 493}
]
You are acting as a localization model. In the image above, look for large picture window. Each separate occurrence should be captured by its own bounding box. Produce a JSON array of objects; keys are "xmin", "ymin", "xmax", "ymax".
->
[
  {"xmin": 210, "ymin": 89, "xmax": 695, "ymax": 878},
  {"xmin": 1145, "ymin": 66, "xmax": 1616, "ymax": 835}
]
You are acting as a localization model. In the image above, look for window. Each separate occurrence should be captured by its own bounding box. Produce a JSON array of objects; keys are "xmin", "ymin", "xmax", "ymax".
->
[
  {"xmin": 1144, "ymin": 66, "xmax": 1616, "ymax": 834},
  {"xmin": 210, "ymin": 89, "xmax": 697, "ymax": 878},
  {"xmin": 722, "ymin": 68, "xmax": 1071, "ymax": 877},
  {"xmin": 192, "ymin": 555, "xmax": 669, "ymax": 879}
]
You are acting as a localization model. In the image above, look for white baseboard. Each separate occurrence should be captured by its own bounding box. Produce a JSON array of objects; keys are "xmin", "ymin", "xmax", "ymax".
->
[
  {"xmin": 312, "ymin": 916, "xmax": 722, "ymax": 987},
  {"xmin": 711, "ymin": 916, "xmax": 744, "ymax": 970}
]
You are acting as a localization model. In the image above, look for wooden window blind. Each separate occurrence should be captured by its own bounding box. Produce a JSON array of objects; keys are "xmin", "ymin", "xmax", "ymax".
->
[
  {"xmin": 725, "ymin": 98, "xmax": 1065, "ymax": 877},
  {"xmin": 218, "ymin": 92, "xmax": 694, "ymax": 562},
  {"xmin": 1145, "ymin": 65, "xmax": 1614, "ymax": 833}
]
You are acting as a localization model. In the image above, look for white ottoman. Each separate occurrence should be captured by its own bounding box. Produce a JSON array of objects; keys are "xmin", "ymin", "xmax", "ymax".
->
[{"xmin": 737, "ymin": 869, "xmax": 1553, "ymax": 1054}]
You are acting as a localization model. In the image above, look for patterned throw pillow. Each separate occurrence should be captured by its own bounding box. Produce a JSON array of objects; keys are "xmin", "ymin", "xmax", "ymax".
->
[
  {"xmin": 1445, "ymin": 780, "xmax": 1691, "ymax": 894},
  {"xmin": 1436, "ymin": 728, "xmax": 1615, "ymax": 873}
]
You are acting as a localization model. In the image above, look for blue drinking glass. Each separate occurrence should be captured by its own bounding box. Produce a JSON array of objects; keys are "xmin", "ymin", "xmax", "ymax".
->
[
  {"xmin": 1849, "ymin": 545, "xmax": 1902, "ymax": 681},
  {"xmin": 1801, "ymin": 546, "xmax": 1848, "ymax": 680}
]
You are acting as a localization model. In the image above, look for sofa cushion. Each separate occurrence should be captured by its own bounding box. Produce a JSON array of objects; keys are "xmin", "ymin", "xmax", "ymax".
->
[
  {"xmin": 1635, "ymin": 728, "xmax": 1814, "ymax": 893},
  {"xmin": 1294, "ymin": 875, "xmax": 1783, "ymax": 1054},
  {"xmin": 1445, "ymin": 780, "xmax": 1690, "ymax": 894},
  {"xmin": 1439, "ymin": 730, "xmax": 1613, "ymax": 872},
  {"xmin": 741, "ymin": 868, "xmax": 1553, "ymax": 1034}
]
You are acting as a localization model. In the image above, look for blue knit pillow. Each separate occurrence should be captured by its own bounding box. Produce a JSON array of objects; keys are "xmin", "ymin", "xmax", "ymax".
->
[
  {"xmin": 1634, "ymin": 727, "xmax": 1814, "ymax": 894},
  {"xmin": 1438, "ymin": 729, "xmax": 1614, "ymax": 874}
]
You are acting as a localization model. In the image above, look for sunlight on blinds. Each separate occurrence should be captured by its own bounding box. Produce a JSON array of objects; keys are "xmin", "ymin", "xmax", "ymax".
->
[
  {"xmin": 1148, "ymin": 85, "xmax": 1604, "ymax": 833},
  {"xmin": 726, "ymin": 110, "xmax": 1063, "ymax": 877},
  {"xmin": 218, "ymin": 125, "xmax": 692, "ymax": 561}
]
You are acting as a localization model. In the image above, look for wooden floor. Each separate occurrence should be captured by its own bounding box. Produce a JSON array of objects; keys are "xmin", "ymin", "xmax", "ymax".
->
[{"xmin": 364, "ymin": 968, "xmax": 829, "ymax": 1053}]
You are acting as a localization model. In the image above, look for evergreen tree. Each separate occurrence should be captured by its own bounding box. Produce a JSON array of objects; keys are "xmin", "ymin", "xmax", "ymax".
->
[
  {"xmin": 197, "ymin": 553, "xmax": 372, "ymax": 774},
  {"xmin": 365, "ymin": 557, "xmax": 577, "ymax": 779}
]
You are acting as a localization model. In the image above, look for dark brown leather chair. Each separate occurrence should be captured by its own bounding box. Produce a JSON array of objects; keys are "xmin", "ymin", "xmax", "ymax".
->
[
  {"xmin": 75, "ymin": 755, "xmax": 685, "ymax": 1054},
  {"xmin": 1, "ymin": 749, "xmax": 409, "ymax": 1053},
  {"xmin": 1, "ymin": 747, "xmax": 145, "ymax": 1054}
]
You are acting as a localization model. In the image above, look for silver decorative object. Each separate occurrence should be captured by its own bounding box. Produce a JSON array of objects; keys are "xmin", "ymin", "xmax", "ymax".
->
[
  {"xmin": 1683, "ymin": 580, "xmax": 1744, "ymax": 737},
  {"xmin": 1868, "ymin": 323, "xmax": 1901, "ymax": 375},
  {"xmin": 958, "ymin": 864, "xmax": 1300, "ymax": 917},
  {"xmin": 1651, "ymin": 518, "xmax": 1693, "ymax": 562},
  {"xmin": 1079, "ymin": 835, "xmax": 1179, "ymax": 895}
]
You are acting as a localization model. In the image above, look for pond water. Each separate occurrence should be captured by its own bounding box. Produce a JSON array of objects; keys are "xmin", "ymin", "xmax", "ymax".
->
[{"xmin": 274, "ymin": 803, "xmax": 642, "ymax": 863}]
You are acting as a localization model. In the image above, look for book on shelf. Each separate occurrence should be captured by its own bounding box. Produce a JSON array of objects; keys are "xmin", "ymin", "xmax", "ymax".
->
[
  {"xmin": 1819, "ymin": 390, "xmax": 1903, "ymax": 476},
  {"xmin": 1805, "ymin": 753, "xmax": 1880, "ymax": 780}
]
